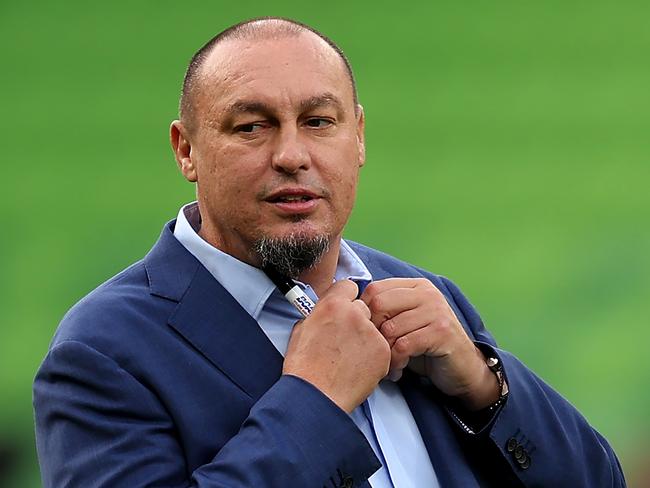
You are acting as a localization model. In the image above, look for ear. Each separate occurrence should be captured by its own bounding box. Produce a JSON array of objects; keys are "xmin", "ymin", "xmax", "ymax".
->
[
  {"xmin": 170, "ymin": 120, "xmax": 197, "ymax": 182},
  {"xmin": 355, "ymin": 105, "xmax": 366, "ymax": 167}
]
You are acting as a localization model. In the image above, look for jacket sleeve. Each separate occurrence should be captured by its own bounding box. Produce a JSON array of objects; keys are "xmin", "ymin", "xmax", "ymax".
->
[
  {"xmin": 33, "ymin": 340, "xmax": 380, "ymax": 488},
  {"xmin": 438, "ymin": 276, "xmax": 627, "ymax": 488}
]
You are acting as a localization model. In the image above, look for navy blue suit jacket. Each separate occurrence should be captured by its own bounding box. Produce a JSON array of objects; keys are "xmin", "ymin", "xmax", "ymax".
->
[{"xmin": 34, "ymin": 221, "xmax": 626, "ymax": 487}]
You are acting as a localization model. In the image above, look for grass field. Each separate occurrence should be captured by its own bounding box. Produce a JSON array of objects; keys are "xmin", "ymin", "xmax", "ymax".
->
[{"xmin": 1, "ymin": 1, "xmax": 649, "ymax": 485}]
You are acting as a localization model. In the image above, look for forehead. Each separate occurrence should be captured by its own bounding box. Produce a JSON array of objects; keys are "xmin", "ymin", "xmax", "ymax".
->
[{"xmin": 195, "ymin": 33, "xmax": 354, "ymax": 115}]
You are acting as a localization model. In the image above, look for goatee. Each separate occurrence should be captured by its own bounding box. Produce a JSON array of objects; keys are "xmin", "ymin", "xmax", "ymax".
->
[{"xmin": 254, "ymin": 233, "xmax": 330, "ymax": 278}]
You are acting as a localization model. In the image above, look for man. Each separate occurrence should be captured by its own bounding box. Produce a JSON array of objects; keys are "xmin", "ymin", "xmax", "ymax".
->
[{"xmin": 34, "ymin": 17, "xmax": 625, "ymax": 487}]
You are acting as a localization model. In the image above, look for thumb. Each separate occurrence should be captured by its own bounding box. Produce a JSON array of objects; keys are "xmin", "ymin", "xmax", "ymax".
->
[{"xmin": 321, "ymin": 279, "xmax": 359, "ymax": 301}]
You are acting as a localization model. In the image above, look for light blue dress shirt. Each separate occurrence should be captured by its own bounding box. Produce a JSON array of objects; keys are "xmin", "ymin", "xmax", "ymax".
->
[{"xmin": 174, "ymin": 202, "xmax": 439, "ymax": 488}]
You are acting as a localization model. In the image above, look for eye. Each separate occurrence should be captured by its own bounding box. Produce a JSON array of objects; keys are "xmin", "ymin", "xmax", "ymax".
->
[
  {"xmin": 235, "ymin": 123, "xmax": 265, "ymax": 133},
  {"xmin": 305, "ymin": 118, "xmax": 333, "ymax": 128}
]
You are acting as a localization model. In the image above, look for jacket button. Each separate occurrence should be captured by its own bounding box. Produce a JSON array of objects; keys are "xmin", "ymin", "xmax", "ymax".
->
[
  {"xmin": 506, "ymin": 437, "xmax": 518, "ymax": 452},
  {"xmin": 514, "ymin": 445, "xmax": 525, "ymax": 460},
  {"xmin": 520, "ymin": 456, "xmax": 531, "ymax": 470}
]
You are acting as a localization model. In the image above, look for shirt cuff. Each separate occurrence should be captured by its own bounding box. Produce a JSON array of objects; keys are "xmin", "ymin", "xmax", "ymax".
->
[{"xmin": 444, "ymin": 342, "xmax": 509, "ymax": 435}]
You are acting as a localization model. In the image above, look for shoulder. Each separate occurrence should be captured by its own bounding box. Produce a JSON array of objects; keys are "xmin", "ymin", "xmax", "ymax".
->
[
  {"xmin": 50, "ymin": 259, "xmax": 177, "ymax": 359},
  {"xmin": 49, "ymin": 221, "xmax": 199, "ymax": 356}
]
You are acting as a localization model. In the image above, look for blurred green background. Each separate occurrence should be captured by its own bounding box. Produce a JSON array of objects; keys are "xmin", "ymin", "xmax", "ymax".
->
[{"xmin": 1, "ymin": 0, "xmax": 649, "ymax": 486}]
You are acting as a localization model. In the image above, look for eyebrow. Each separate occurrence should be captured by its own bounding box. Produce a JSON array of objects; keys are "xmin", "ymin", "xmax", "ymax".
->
[
  {"xmin": 223, "ymin": 93, "xmax": 345, "ymax": 118},
  {"xmin": 299, "ymin": 93, "xmax": 344, "ymax": 113},
  {"xmin": 225, "ymin": 100, "xmax": 272, "ymax": 116}
]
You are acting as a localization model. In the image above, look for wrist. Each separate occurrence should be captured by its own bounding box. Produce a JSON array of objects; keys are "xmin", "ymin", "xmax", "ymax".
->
[{"xmin": 456, "ymin": 348, "xmax": 507, "ymax": 411}]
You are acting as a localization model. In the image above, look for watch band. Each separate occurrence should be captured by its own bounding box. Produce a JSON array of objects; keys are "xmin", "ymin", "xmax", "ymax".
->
[{"xmin": 483, "ymin": 356, "xmax": 509, "ymax": 413}]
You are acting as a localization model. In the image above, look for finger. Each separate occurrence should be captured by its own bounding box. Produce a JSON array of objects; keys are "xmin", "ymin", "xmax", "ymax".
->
[
  {"xmin": 385, "ymin": 317, "xmax": 439, "ymax": 382},
  {"xmin": 322, "ymin": 279, "xmax": 359, "ymax": 301},
  {"xmin": 380, "ymin": 308, "xmax": 431, "ymax": 345},
  {"xmin": 361, "ymin": 278, "xmax": 429, "ymax": 302},
  {"xmin": 352, "ymin": 299, "xmax": 371, "ymax": 320},
  {"xmin": 363, "ymin": 287, "xmax": 423, "ymax": 328},
  {"xmin": 392, "ymin": 327, "xmax": 438, "ymax": 363},
  {"xmin": 388, "ymin": 349, "xmax": 411, "ymax": 375}
]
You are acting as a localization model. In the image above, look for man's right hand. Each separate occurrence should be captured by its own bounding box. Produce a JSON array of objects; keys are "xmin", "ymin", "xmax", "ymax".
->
[{"xmin": 283, "ymin": 280, "xmax": 391, "ymax": 413}]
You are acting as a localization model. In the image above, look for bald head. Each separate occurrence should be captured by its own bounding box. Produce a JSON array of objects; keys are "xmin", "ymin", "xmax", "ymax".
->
[{"xmin": 179, "ymin": 17, "xmax": 358, "ymax": 131}]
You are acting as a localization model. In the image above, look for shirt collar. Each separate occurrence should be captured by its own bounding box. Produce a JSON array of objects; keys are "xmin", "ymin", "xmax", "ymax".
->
[{"xmin": 173, "ymin": 201, "xmax": 373, "ymax": 318}]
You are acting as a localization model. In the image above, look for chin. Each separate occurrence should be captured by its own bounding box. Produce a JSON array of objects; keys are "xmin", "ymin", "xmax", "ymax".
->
[
  {"xmin": 266, "ymin": 220, "xmax": 330, "ymax": 241},
  {"xmin": 252, "ymin": 226, "xmax": 333, "ymax": 278}
]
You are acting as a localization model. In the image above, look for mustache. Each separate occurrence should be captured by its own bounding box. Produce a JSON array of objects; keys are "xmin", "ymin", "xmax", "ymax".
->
[{"xmin": 256, "ymin": 177, "xmax": 331, "ymax": 200}]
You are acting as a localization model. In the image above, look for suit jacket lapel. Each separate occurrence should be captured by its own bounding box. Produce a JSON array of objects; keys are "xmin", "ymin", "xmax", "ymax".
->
[{"xmin": 145, "ymin": 221, "xmax": 284, "ymax": 402}]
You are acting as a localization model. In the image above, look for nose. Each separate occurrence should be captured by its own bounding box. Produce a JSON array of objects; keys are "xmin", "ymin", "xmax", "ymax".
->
[{"xmin": 271, "ymin": 127, "xmax": 311, "ymax": 174}]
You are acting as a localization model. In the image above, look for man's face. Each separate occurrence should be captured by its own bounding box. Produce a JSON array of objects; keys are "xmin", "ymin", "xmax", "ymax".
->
[{"xmin": 173, "ymin": 33, "xmax": 365, "ymax": 265}]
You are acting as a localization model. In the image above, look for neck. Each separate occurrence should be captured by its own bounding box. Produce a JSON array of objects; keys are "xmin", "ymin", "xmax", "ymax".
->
[
  {"xmin": 197, "ymin": 218, "xmax": 342, "ymax": 298},
  {"xmin": 297, "ymin": 236, "xmax": 341, "ymax": 298}
]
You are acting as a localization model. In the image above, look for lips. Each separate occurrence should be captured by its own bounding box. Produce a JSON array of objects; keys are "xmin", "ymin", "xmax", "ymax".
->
[
  {"xmin": 264, "ymin": 187, "xmax": 321, "ymax": 214},
  {"xmin": 269, "ymin": 194, "xmax": 314, "ymax": 203},
  {"xmin": 265, "ymin": 188, "xmax": 320, "ymax": 203}
]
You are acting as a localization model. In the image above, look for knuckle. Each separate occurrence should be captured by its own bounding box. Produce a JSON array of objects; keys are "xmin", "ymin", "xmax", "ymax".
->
[
  {"xmin": 339, "ymin": 279, "xmax": 359, "ymax": 296},
  {"xmin": 411, "ymin": 278, "xmax": 429, "ymax": 290},
  {"xmin": 348, "ymin": 304, "xmax": 371, "ymax": 327},
  {"xmin": 363, "ymin": 281, "xmax": 379, "ymax": 297},
  {"xmin": 428, "ymin": 320, "xmax": 447, "ymax": 339},
  {"xmin": 327, "ymin": 279, "xmax": 356, "ymax": 299},
  {"xmin": 381, "ymin": 318, "xmax": 397, "ymax": 338},
  {"xmin": 437, "ymin": 315, "xmax": 456, "ymax": 334},
  {"xmin": 418, "ymin": 278, "xmax": 434, "ymax": 288},
  {"xmin": 354, "ymin": 297, "xmax": 370, "ymax": 312},
  {"xmin": 369, "ymin": 295, "xmax": 384, "ymax": 314},
  {"xmin": 350, "ymin": 309, "xmax": 366, "ymax": 326},
  {"xmin": 420, "ymin": 287, "xmax": 439, "ymax": 304},
  {"xmin": 394, "ymin": 336, "xmax": 410, "ymax": 354},
  {"xmin": 354, "ymin": 298, "xmax": 370, "ymax": 313},
  {"xmin": 424, "ymin": 286, "xmax": 438, "ymax": 299}
]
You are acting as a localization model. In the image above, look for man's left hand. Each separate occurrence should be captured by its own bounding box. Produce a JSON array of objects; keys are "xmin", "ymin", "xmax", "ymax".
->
[{"xmin": 360, "ymin": 278, "xmax": 500, "ymax": 411}]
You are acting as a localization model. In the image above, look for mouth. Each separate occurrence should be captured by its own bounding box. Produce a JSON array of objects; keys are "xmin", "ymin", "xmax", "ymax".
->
[
  {"xmin": 264, "ymin": 188, "xmax": 321, "ymax": 214},
  {"xmin": 265, "ymin": 187, "xmax": 320, "ymax": 203},
  {"xmin": 267, "ymin": 194, "xmax": 315, "ymax": 203}
]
